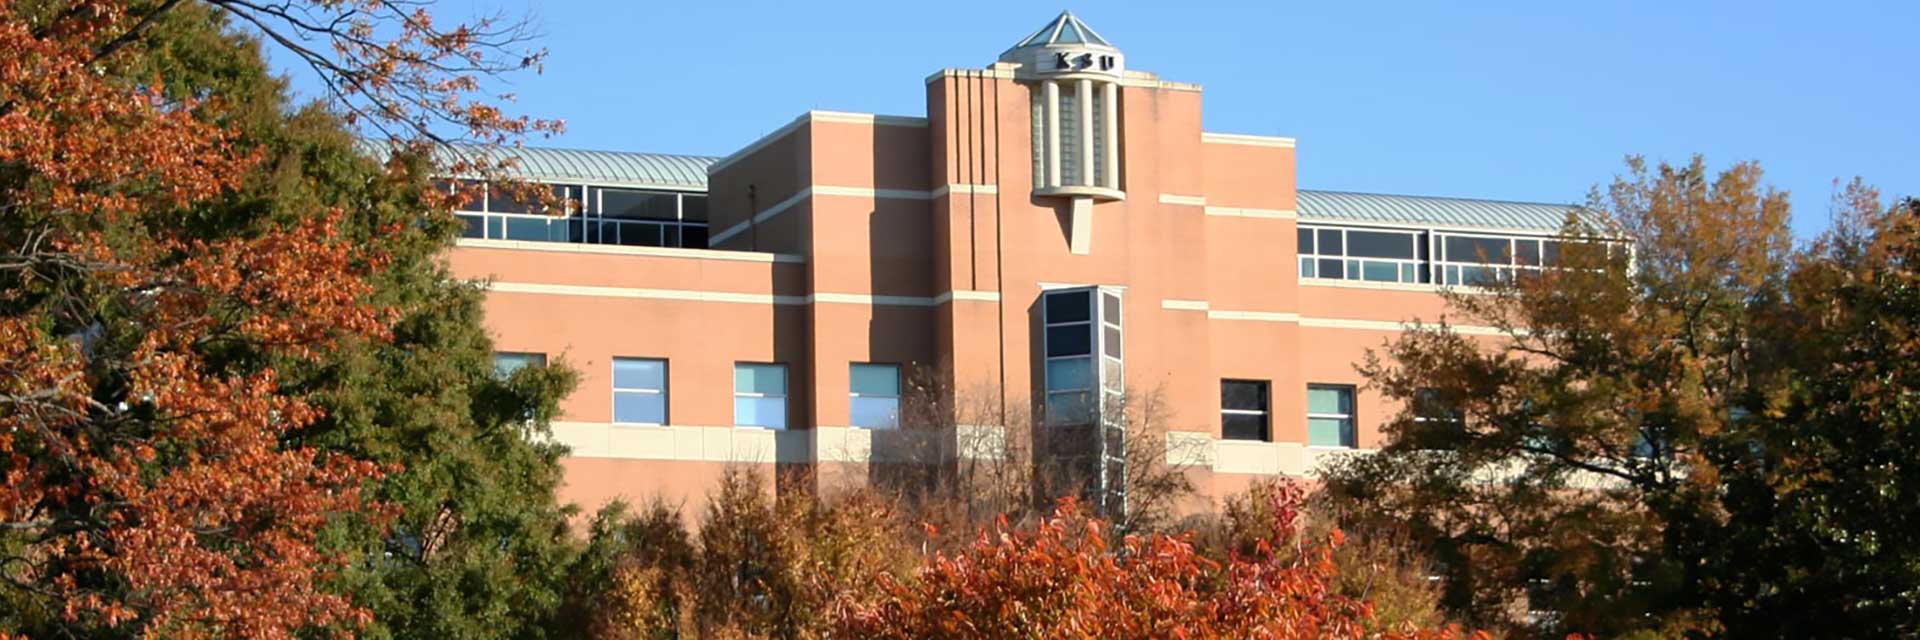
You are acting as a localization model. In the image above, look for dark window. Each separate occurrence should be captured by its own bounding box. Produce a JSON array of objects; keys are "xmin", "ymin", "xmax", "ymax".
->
[
  {"xmin": 1540, "ymin": 241, "xmax": 1560, "ymax": 266},
  {"xmin": 1412, "ymin": 388, "xmax": 1464, "ymax": 427},
  {"xmin": 1348, "ymin": 230, "xmax": 1417, "ymax": 259},
  {"xmin": 458, "ymin": 214, "xmax": 485, "ymax": 239},
  {"xmin": 683, "ymin": 225, "xmax": 710, "ymax": 249},
  {"xmin": 1317, "ymin": 229, "xmax": 1344, "ymax": 255},
  {"xmin": 681, "ymin": 195, "xmax": 709, "ymax": 222},
  {"xmin": 1297, "ymin": 228, "xmax": 1314, "ymax": 253},
  {"xmin": 1318, "ymin": 258, "xmax": 1345, "ymax": 279},
  {"xmin": 1445, "ymin": 236, "xmax": 1512, "ymax": 264},
  {"xmin": 1044, "ymin": 290, "xmax": 1091, "ymax": 324},
  {"xmin": 1046, "ymin": 325, "xmax": 1091, "ymax": 357},
  {"xmin": 1221, "ymin": 380, "xmax": 1270, "ymax": 441},
  {"xmin": 1102, "ymin": 326, "xmax": 1122, "ymax": 357},
  {"xmin": 599, "ymin": 188, "xmax": 679, "ymax": 220},
  {"xmin": 1515, "ymin": 239, "xmax": 1540, "ymax": 266}
]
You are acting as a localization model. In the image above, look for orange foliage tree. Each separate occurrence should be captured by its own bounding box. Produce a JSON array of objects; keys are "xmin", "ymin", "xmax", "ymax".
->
[
  {"xmin": 0, "ymin": 1, "xmax": 554, "ymax": 636},
  {"xmin": 834, "ymin": 488, "xmax": 1484, "ymax": 639}
]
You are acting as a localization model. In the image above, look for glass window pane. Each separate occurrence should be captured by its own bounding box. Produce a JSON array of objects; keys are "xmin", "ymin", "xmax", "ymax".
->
[
  {"xmin": 1541, "ymin": 241, "xmax": 1561, "ymax": 266},
  {"xmin": 850, "ymin": 364, "xmax": 899, "ymax": 396},
  {"xmin": 683, "ymin": 225, "xmax": 709, "ymax": 249},
  {"xmin": 734, "ymin": 364, "xmax": 786, "ymax": 394},
  {"xmin": 459, "ymin": 214, "xmax": 485, "ymax": 238},
  {"xmin": 1308, "ymin": 386, "xmax": 1351, "ymax": 414},
  {"xmin": 664, "ymin": 225, "xmax": 680, "ymax": 247},
  {"xmin": 1401, "ymin": 263, "xmax": 1418, "ymax": 282},
  {"xmin": 1221, "ymin": 380, "xmax": 1266, "ymax": 411},
  {"xmin": 1463, "ymin": 266, "xmax": 1498, "ymax": 286},
  {"xmin": 1046, "ymin": 325, "xmax": 1092, "ymax": 357},
  {"xmin": 1101, "ymin": 293, "xmax": 1121, "ymax": 326},
  {"xmin": 487, "ymin": 184, "xmax": 531, "ymax": 214},
  {"xmin": 735, "ymin": 396, "xmax": 787, "ymax": 429},
  {"xmin": 1297, "ymin": 228, "xmax": 1314, "ymax": 253},
  {"xmin": 1445, "ymin": 236, "xmax": 1511, "ymax": 264},
  {"xmin": 1223, "ymin": 414, "xmax": 1268, "ymax": 441},
  {"xmin": 1317, "ymin": 229, "xmax": 1344, "ymax": 255},
  {"xmin": 1348, "ymin": 230, "xmax": 1416, "ymax": 259},
  {"xmin": 505, "ymin": 216, "xmax": 550, "ymax": 241},
  {"xmin": 614, "ymin": 392, "xmax": 666, "ymax": 424},
  {"xmin": 850, "ymin": 397, "xmax": 899, "ymax": 429},
  {"xmin": 1045, "ymin": 290, "xmax": 1091, "ymax": 324},
  {"xmin": 1300, "ymin": 257, "xmax": 1317, "ymax": 278},
  {"xmin": 599, "ymin": 188, "xmax": 679, "ymax": 220},
  {"xmin": 1308, "ymin": 417, "xmax": 1354, "ymax": 447},
  {"xmin": 1515, "ymin": 239, "xmax": 1542, "ymax": 266},
  {"xmin": 613, "ymin": 359, "xmax": 665, "ymax": 390},
  {"xmin": 681, "ymin": 195, "xmax": 709, "ymax": 222},
  {"xmin": 1046, "ymin": 357, "xmax": 1093, "ymax": 391},
  {"xmin": 1102, "ymin": 359, "xmax": 1123, "ymax": 392},
  {"xmin": 1102, "ymin": 326, "xmax": 1122, "ymax": 358},
  {"xmin": 493, "ymin": 352, "xmax": 544, "ymax": 378},
  {"xmin": 1318, "ymin": 258, "xmax": 1345, "ymax": 279},
  {"xmin": 485, "ymin": 216, "xmax": 503, "ymax": 239},
  {"xmin": 1362, "ymin": 261, "xmax": 1400, "ymax": 282},
  {"xmin": 1046, "ymin": 392, "xmax": 1095, "ymax": 425}
]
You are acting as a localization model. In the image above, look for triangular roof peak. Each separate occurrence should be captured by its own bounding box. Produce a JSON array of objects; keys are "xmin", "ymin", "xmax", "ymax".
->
[{"xmin": 1010, "ymin": 10, "xmax": 1116, "ymax": 51}]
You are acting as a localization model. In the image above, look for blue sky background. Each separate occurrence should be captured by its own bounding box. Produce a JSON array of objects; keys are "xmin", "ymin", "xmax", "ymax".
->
[{"xmin": 272, "ymin": 1, "xmax": 1916, "ymax": 238}]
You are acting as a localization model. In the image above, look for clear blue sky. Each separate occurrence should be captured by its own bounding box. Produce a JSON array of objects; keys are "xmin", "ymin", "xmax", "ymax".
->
[{"xmin": 273, "ymin": 1, "xmax": 1915, "ymax": 238}]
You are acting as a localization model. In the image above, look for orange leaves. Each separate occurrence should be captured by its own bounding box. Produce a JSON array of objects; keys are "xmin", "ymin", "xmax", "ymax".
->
[{"xmin": 836, "ymin": 494, "xmax": 1479, "ymax": 640}]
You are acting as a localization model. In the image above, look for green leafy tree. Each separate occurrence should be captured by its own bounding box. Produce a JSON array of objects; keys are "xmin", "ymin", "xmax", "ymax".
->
[
  {"xmin": 2, "ymin": 1, "xmax": 579, "ymax": 637},
  {"xmin": 1319, "ymin": 156, "xmax": 1920, "ymax": 637}
]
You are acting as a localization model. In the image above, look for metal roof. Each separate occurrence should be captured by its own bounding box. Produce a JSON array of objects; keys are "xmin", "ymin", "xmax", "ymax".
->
[
  {"xmin": 379, "ymin": 142, "xmax": 1587, "ymax": 232},
  {"xmin": 1011, "ymin": 11, "xmax": 1116, "ymax": 49},
  {"xmin": 1297, "ymin": 190, "xmax": 1586, "ymax": 233},
  {"xmin": 433, "ymin": 143, "xmax": 720, "ymax": 190}
]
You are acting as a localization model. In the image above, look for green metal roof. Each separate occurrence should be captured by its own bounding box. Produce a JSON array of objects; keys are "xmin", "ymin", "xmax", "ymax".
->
[
  {"xmin": 1297, "ymin": 190, "xmax": 1585, "ymax": 233},
  {"xmin": 391, "ymin": 142, "xmax": 1586, "ymax": 232},
  {"xmin": 432, "ymin": 143, "xmax": 719, "ymax": 191}
]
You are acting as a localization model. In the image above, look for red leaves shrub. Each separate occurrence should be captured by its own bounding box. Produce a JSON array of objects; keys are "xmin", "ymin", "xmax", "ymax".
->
[{"xmin": 834, "ymin": 488, "xmax": 1485, "ymax": 639}]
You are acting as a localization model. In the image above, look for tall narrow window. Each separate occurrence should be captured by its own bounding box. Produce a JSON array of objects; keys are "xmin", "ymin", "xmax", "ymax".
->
[
  {"xmin": 1307, "ymin": 384, "xmax": 1357, "ymax": 448},
  {"xmin": 1043, "ymin": 289, "xmax": 1096, "ymax": 426},
  {"xmin": 612, "ymin": 358, "xmax": 666, "ymax": 425},
  {"xmin": 492, "ymin": 352, "xmax": 545, "ymax": 379},
  {"xmin": 734, "ymin": 363, "xmax": 788, "ymax": 429},
  {"xmin": 1221, "ymin": 380, "xmax": 1270, "ymax": 441},
  {"xmin": 849, "ymin": 363, "xmax": 900, "ymax": 429}
]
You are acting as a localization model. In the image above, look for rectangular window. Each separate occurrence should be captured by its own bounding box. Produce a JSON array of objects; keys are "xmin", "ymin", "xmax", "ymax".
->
[
  {"xmin": 492, "ymin": 352, "xmax": 545, "ymax": 379},
  {"xmin": 1043, "ymin": 288, "xmax": 1096, "ymax": 426},
  {"xmin": 1412, "ymin": 388, "xmax": 1463, "ymax": 428},
  {"xmin": 1298, "ymin": 225, "xmax": 1427, "ymax": 284},
  {"xmin": 612, "ymin": 358, "xmax": 667, "ymax": 425},
  {"xmin": 1307, "ymin": 384, "xmax": 1357, "ymax": 448},
  {"xmin": 849, "ymin": 363, "xmax": 900, "ymax": 429},
  {"xmin": 734, "ymin": 363, "xmax": 788, "ymax": 429},
  {"xmin": 1221, "ymin": 380, "xmax": 1270, "ymax": 441}
]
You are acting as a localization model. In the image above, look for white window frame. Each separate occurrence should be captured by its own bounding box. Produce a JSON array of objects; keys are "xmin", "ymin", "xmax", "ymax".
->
[
  {"xmin": 848, "ymin": 363, "xmax": 901, "ymax": 430},
  {"xmin": 1298, "ymin": 224, "xmax": 1428, "ymax": 284},
  {"xmin": 611, "ymin": 357, "xmax": 668, "ymax": 426},
  {"xmin": 1306, "ymin": 384, "xmax": 1357, "ymax": 449},
  {"xmin": 1220, "ymin": 379, "xmax": 1270, "ymax": 442},
  {"xmin": 733, "ymin": 362, "xmax": 788, "ymax": 430}
]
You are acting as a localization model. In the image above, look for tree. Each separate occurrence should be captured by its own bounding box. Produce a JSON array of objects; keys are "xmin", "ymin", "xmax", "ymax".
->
[
  {"xmin": 0, "ymin": 1, "xmax": 566, "ymax": 637},
  {"xmin": 1319, "ymin": 156, "xmax": 1920, "ymax": 636}
]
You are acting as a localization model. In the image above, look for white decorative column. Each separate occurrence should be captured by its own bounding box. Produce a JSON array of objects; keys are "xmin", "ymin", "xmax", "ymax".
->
[
  {"xmin": 1102, "ymin": 81, "xmax": 1119, "ymax": 190},
  {"xmin": 1044, "ymin": 80, "xmax": 1061, "ymax": 188}
]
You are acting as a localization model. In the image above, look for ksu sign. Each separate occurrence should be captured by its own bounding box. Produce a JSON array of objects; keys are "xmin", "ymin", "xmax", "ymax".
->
[{"xmin": 1053, "ymin": 51, "xmax": 1118, "ymax": 73}]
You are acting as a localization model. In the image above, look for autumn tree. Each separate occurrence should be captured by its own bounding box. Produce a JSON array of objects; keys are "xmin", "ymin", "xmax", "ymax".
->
[
  {"xmin": 0, "ymin": 1, "xmax": 568, "ymax": 637},
  {"xmin": 1319, "ymin": 156, "xmax": 1920, "ymax": 637}
]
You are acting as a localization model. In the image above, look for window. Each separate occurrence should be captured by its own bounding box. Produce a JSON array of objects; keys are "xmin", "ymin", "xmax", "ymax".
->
[
  {"xmin": 1307, "ymin": 385, "xmax": 1357, "ymax": 448},
  {"xmin": 849, "ymin": 363, "xmax": 900, "ymax": 429},
  {"xmin": 588, "ymin": 187, "xmax": 710, "ymax": 249},
  {"xmin": 1298, "ymin": 225, "xmax": 1427, "ymax": 284},
  {"xmin": 1043, "ymin": 289, "xmax": 1096, "ymax": 426},
  {"xmin": 1221, "ymin": 380, "xmax": 1270, "ymax": 441},
  {"xmin": 734, "ymin": 363, "xmax": 787, "ymax": 429},
  {"xmin": 1435, "ymin": 232, "xmax": 1563, "ymax": 286},
  {"xmin": 1412, "ymin": 388, "xmax": 1464, "ymax": 429},
  {"xmin": 612, "ymin": 358, "xmax": 667, "ymax": 424},
  {"xmin": 492, "ymin": 352, "xmax": 545, "ymax": 379}
]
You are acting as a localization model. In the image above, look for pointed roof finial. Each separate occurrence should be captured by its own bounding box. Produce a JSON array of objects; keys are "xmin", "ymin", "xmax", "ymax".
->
[{"xmin": 1010, "ymin": 10, "xmax": 1115, "ymax": 50}]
